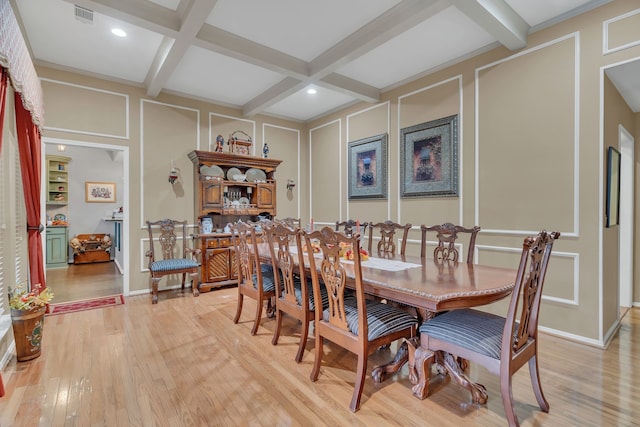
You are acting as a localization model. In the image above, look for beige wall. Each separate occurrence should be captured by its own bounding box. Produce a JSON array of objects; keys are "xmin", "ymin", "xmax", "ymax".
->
[{"xmin": 29, "ymin": 1, "xmax": 640, "ymax": 345}]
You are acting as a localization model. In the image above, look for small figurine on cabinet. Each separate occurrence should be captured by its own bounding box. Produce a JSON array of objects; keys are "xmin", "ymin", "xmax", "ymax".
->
[
  {"xmin": 215, "ymin": 134, "xmax": 224, "ymax": 152},
  {"xmin": 263, "ymin": 142, "xmax": 269, "ymax": 158}
]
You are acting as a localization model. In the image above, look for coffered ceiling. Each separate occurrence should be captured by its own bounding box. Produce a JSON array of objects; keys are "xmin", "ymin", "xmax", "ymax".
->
[{"xmin": 13, "ymin": 0, "xmax": 638, "ymax": 122}]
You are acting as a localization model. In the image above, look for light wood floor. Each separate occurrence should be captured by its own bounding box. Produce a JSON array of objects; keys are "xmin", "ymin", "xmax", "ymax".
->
[
  {"xmin": 45, "ymin": 262, "xmax": 123, "ymax": 303},
  {"xmin": 1, "ymin": 287, "xmax": 638, "ymax": 426}
]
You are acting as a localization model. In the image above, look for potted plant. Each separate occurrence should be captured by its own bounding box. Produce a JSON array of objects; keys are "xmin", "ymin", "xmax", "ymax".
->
[{"xmin": 8, "ymin": 283, "xmax": 54, "ymax": 361}]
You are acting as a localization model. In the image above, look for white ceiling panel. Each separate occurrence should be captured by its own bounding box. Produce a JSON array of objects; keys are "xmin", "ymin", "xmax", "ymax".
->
[
  {"xmin": 205, "ymin": 0, "xmax": 402, "ymax": 61},
  {"xmin": 13, "ymin": 0, "xmax": 631, "ymax": 122},
  {"xmin": 16, "ymin": 0, "xmax": 164, "ymax": 83},
  {"xmin": 336, "ymin": 6, "xmax": 496, "ymax": 89},
  {"xmin": 606, "ymin": 61, "xmax": 640, "ymax": 113},
  {"xmin": 165, "ymin": 46, "xmax": 284, "ymax": 106},
  {"xmin": 148, "ymin": 0, "xmax": 181, "ymax": 11},
  {"xmin": 264, "ymin": 85, "xmax": 356, "ymax": 122},
  {"xmin": 506, "ymin": 0, "xmax": 595, "ymax": 27}
]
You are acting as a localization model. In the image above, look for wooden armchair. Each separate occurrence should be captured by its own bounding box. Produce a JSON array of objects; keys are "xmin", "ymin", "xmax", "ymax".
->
[
  {"xmin": 412, "ymin": 230, "xmax": 560, "ymax": 426},
  {"xmin": 266, "ymin": 223, "xmax": 327, "ymax": 362},
  {"xmin": 304, "ymin": 227, "xmax": 418, "ymax": 412},
  {"xmin": 145, "ymin": 219, "xmax": 201, "ymax": 304},
  {"xmin": 420, "ymin": 222, "xmax": 481, "ymax": 263},
  {"xmin": 233, "ymin": 221, "xmax": 276, "ymax": 335},
  {"xmin": 335, "ymin": 219, "xmax": 368, "ymax": 237},
  {"xmin": 367, "ymin": 220, "xmax": 412, "ymax": 256}
]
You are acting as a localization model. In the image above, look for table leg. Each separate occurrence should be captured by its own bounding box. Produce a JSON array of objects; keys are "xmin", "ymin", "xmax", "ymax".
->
[
  {"xmin": 266, "ymin": 296, "xmax": 276, "ymax": 318},
  {"xmin": 440, "ymin": 351, "xmax": 488, "ymax": 404},
  {"xmin": 371, "ymin": 337, "xmax": 415, "ymax": 383},
  {"xmin": 410, "ymin": 341, "xmax": 434, "ymax": 399}
]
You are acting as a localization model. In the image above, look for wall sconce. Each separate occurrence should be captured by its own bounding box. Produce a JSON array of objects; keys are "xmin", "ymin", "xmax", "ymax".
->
[
  {"xmin": 57, "ymin": 144, "xmax": 66, "ymax": 152},
  {"xmin": 286, "ymin": 179, "xmax": 295, "ymax": 191},
  {"xmin": 168, "ymin": 161, "xmax": 179, "ymax": 185}
]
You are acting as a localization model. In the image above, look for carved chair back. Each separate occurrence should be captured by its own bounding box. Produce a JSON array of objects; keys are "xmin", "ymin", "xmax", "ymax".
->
[
  {"xmin": 367, "ymin": 220, "xmax": 412, "ymax": 256},
  {"xmin": 335, "ymin": 219, "xmax": 368, "ymax": 237},
  {"xmin": 146, "ymin": 218, "xmax": 190, "ymax": 263},
  {"xmin": 266, "ymin": 222, "xmax": 317, "ymax": 362},
  {"xmin": 420, "ymin": 222, "xmax": 481, "ymax": 263},
  {"xmin": 232, "ymin": 220, "xmax": 275, "ymax": 335},
  {"xmin": 275, "ymin": 217, "xmax": 301, "ymax": 229},
  {"xmin": 233, "ymin": 221, "xmax": 262, "ymax": 289}
]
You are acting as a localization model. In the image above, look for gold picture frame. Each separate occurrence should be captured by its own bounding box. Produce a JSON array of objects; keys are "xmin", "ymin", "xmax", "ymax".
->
[{"xmin": 85, "ymin": 181, "xmax": 116, "ymax": 203}]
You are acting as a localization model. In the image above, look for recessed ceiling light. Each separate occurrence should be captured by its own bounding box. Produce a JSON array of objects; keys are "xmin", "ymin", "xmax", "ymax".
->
[
  {"xmin": 111, "ymin": 28, "xmax": 127, "ymax": 37},
  {"xmin": 307, "ymin": 88, "xmax": 317, "ymax": 95}
]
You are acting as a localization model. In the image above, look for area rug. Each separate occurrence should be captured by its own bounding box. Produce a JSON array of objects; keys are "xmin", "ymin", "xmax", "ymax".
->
[{"xmin": 46, "ymin": 294, "xmax": 125, "ymax": 316}]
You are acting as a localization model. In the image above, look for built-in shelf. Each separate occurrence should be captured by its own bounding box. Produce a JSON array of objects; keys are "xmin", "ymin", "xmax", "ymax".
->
[{"xmin": 46, "ymin": 155, "xmax": 71, "ymax": 205}]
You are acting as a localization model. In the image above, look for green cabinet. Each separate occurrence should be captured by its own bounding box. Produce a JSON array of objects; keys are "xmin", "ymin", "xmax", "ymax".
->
[{"xmin": 46, "ymin": 226, "xmax": 68, "ymax": 268}]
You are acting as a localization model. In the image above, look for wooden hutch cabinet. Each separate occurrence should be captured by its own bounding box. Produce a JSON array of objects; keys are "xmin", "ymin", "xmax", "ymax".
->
[{"xmin": 188, "ymin": 150, "xmax": 281, "ymax": 292}]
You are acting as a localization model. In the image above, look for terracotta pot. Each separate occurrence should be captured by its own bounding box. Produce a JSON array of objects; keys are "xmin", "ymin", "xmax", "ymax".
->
[{"xmin": 10, "ymin": 306, "xmax": 47, "ymax": 361}]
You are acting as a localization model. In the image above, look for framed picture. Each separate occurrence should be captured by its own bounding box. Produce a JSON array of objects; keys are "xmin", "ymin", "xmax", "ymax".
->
[
  {"xmin": 606, "ymin": 146, "xmax": 621, "ymax": 227},
  {"xmin": 348, "ymin": 133, "xmax": 388, "ymax": 200},
  {"xmin": 85, "ymin": 181, "xmax": 116, "ymax": 203},
  {"xmin": 400, "ymin": 115, "xmax": 458, "ymax": 198}
]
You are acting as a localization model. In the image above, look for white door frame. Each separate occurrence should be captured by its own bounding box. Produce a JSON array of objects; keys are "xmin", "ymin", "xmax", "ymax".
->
[
  {"xmin": 41, "ymin": 137, "xmax": 130, "ymax": 297},
  {"xmin": 618, "ymin": 124, "xmax": 634, "ymax": 308}
]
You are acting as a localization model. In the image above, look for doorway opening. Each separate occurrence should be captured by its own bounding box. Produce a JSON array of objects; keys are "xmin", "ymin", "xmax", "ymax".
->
[
  {"xmin": 618, "ymin": 124, "xmax": 634, "ymax": 310},
  {"xmin": 42, "ymin": 138, "xmax": 129, "ymax": 303}
]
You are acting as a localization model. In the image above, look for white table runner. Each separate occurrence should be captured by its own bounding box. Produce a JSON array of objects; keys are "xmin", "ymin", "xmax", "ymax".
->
[{"xmin": 289, "ymin": 246, "xmax": 421, "ymax": 272}]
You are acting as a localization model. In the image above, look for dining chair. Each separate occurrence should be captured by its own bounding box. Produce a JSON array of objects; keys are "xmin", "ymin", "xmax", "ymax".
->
[
  {"xmin": 414, "ymin": 230, "xmax": 560, "ymax": 426},
  {"xmin": 420, "ymin": 222, "xmax": 481, "ymax": 263},
  {"xmin": 232, "ymin": 221, "xmax": 276, "ymax": 335},
  {"xmin": 266, "ymin": 223, "xmax": 328, "ymax": 362},
  {"xmin": 367, "ymin": 220, "xmax": 412, "ymax": 256},
  {"xmin": 145, "ymin": 219, "xmax": 201, "ymax": 304},
  {"xmin": 274, "ymin": 217, "xmax": 301, "ymax": 229},
  {"xmin": 335, "ymin": 219, "xmax": 368, "ymax": 237},
  {"xmin": 304, "ymin": 227, "xmax": 418, "ymax": 412}
]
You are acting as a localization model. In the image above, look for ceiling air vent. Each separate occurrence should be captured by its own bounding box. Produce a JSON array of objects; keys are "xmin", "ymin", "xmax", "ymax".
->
[{"xmin": 74, "ymin": 5, "xmax": 94, "ymax": 24}]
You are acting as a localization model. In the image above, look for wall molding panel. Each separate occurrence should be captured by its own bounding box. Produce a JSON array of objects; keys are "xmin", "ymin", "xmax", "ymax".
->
[
  {"xmin": 475, "ymin": 33, "xmax": 580, "ymax": 237},
  {"xmin": 41, "ymin": 78, "xmax": 129, "ymax": 139}
]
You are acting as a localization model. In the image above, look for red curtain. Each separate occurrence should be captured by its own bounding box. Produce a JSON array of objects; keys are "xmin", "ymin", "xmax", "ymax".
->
[
  {"xmin": 0, "ymin": 68, "xmax": 7, "ymax": 155},
  {"xmin": 0, "ymin": 69, "xmax": 6, "ymax": 397},
  {"xmin": 14, "ymin": 92, "xmax": 46, "ymax": 289}
]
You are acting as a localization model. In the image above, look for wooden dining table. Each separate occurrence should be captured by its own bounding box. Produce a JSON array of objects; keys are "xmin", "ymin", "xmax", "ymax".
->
[{"xmin": 256, "ymin": 243, "xmax": 517, "ymax": 399}]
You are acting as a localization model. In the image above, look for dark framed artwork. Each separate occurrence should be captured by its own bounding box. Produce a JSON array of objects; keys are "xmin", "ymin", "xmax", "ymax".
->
[
  {"xmin": 348, "ymin": 133, "xmax": 388, "ymax": 200},
  {"xmin": 606, "ymin": 146, "xmax": 621, "ymax": 227},
  {"xmin": 400, "ymin": 114, "xmax": 458, "ymax": 198}
]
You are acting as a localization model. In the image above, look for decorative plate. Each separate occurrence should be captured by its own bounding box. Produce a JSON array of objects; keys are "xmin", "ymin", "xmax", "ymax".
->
[
  {"xmin": 227, "ymin": 167, "xmax": 242, "ymax": 181},
  {"xmin": 239, "ymin": 197, "xmax": 250, "ymax": 206},
  {"xmin": 200, "ymin": 164, "xmax": 224, "ymax": 178},
  {"xmin": 54, "ymin": 213, "xmax": 67, "ymax": 221},
  {"xmin": 246, "ymin": 168, "xmax": 266, "ymax": 182}
]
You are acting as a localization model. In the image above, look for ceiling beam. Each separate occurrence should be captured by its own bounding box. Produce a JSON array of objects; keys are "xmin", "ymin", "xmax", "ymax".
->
[
  {"xmin": 449, "ymin": 0, "xmax": 529, "ymax": 50},
  {"xmin": 318, "ymin": 74, "xmax": 380, "ymax": 102},
  {"xmin": 242, "ymin": 77, "xmax": 304, "ymax": 117},
  {"xmin": 195, "ymin": 25, "xmax": 309, "ymax": 79},
  {"xmin": 145, "ymin": 0, "xmax": 219, "ymax": 97}
]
